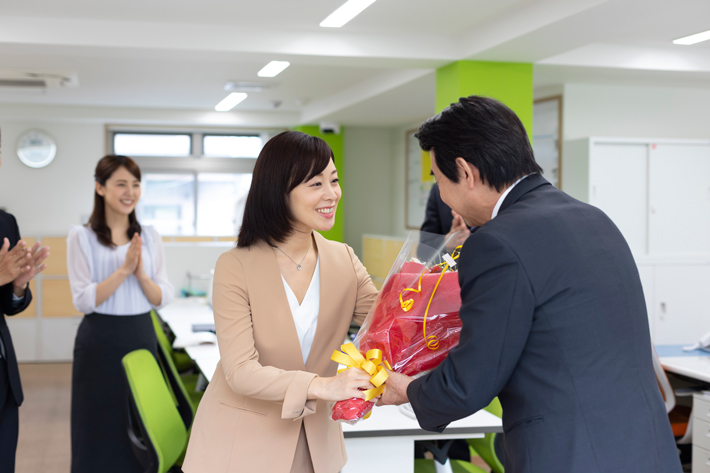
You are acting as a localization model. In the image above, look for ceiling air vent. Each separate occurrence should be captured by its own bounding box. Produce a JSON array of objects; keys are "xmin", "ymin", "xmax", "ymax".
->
[{"xmin": 0, "ymin": 70, "xmax": 78, "ymax": 91}]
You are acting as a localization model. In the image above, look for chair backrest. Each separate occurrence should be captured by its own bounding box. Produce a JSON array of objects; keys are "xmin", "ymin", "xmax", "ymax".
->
[
  {"xmin": 122, "ymin": 349, "xmax": 188, "ymax": 473},
  {"xmin": 468, "ymin": 397, "xmax": 504, "ymax": 473},
  {"xmin": 651, "ymin": 343, "xmax": 676, "ymax": 413},
  {"xmin": 151, "ymin": 310, "xmax": 196, "ymax": 425}
]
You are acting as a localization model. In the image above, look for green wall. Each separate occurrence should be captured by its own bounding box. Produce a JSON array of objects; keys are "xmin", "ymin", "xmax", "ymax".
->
[
  {"xmin": 436, "ymin": 61, "xmax": 533, "ymax": 139},
  {"xmin": 292, "ymin": 125, "xmax": 344, "ymax": 242}
]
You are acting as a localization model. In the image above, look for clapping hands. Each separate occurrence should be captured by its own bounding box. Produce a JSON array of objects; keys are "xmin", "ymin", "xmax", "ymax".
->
[
  {"xmin": 0, "ymin": 238, "xmax": 50, "ymax": 290},
  {"xmin": 122, "ymin": 233, "xmax": 145, "ymax": 280}
]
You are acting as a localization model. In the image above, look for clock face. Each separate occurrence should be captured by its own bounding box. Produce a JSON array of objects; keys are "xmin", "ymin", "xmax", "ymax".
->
[{"xmin": 16, "ymin": 129, "xmax": 57, "ymax": 168}]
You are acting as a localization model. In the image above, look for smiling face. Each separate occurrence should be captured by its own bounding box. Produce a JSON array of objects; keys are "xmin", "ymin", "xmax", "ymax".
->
[
  {"xmin": 288, "ymin": 158, "xmax": 341, "ymax": 234},
  {"xmin": 95, "ymin": 166, "xmax": 141, "ymax": 216}
]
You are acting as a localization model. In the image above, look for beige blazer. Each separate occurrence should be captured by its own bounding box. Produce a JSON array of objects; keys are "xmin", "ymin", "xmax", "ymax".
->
[{"xmin": 183, "ymin": 232, "xmax": 378, "ymax": 473}]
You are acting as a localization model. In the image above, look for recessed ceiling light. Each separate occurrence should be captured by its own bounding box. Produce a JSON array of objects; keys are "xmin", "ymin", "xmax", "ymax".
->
[
  {"xmin": 215, "ymin": 92, "xmax": 247, "ymax": 112},
  {"xmin": 320, "ymin": 0, "xmax": 376, "ymax": 28},
  {"xmin": 257, "ymin": 61, "xmax": 290, "ymax": 78},
  {"xmin": 673, "ymin": 29, "xmax": 710, "ymax": 45}
]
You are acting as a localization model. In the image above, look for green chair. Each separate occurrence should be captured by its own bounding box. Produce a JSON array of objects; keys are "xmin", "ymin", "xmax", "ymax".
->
[
  {"xmin": 122, "ymin": 349, "xmax": 188, "ymax": 473},
  {"xmin": 414, "ymin": 439, "xmax": 487, "ymax": 473},
  {"xmin": 151, "ymin": 310, "xmax": 195, "ymax": 373},
  {"xmin": 151, "ymin": 310, "xmax": 204, "ymax": 409},
  {"xmin": 468, "ymin": 398, "xmax": 504, "ymax": 473}
]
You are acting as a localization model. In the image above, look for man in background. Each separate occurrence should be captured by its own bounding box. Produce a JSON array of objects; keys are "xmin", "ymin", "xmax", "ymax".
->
[{"xmin": 0, "ymin": 129, "xmax": 49, "ymax": 472}]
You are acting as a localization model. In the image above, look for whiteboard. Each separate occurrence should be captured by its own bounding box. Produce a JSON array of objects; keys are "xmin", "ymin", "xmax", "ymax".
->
[{"xmin": 405, "ymin": 130, "xmax": 434, "ymax": 229}]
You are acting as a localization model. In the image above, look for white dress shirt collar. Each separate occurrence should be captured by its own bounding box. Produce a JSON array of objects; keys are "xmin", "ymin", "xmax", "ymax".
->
[{"xmin": 491, "ymin": 174, "xmax": 531, "ymax": 220}]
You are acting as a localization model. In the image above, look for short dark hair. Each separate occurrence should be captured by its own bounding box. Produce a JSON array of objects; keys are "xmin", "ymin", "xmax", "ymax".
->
[
  {"xmin": 237, "ymin": 131, "xmax": 333, "ymax": 248},
  {"xmin": 415, "ymin": 95, "xmax": 542, "ymax": 191},
  {"xmin": 89, "ymin": 155, "xmax": 142, "ymax": 248}
]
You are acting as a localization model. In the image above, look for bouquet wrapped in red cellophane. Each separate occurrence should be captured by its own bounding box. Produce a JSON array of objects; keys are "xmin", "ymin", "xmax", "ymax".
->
[{"xmin": 331, "ymin": 231, "xmax": 467, "ymax": 424}]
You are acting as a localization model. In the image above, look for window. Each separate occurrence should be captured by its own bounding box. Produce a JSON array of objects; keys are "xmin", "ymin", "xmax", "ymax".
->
[
  {"xmin": 109, "ymin": 127, "xmax": 277, "ymax": 236},
  {"xmin": 137, "ymin": 174, "xmax": 196, "ymax": 235},
  {"xmin": 203, "ymin": 135, "xmax": 262, "ymax": 158},
  {"xmin": 197, "ymin": 173, "xmax": 252, "ymax": 235},
  {"xmin": 113, "ymin": 133, "xmax": 192, "ymax": 157}
]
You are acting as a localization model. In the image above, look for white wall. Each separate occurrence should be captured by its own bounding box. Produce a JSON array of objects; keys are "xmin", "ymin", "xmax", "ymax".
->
[
  {"xmin": 563, "ymin": 83, "xmax": 710, "ymax": 141},
  {"xmin": 342, "ymin": 127, "xmax": 398, "ymax": 257},
  {"xmin": 0, "ymin": 119, "xmax": 102, "ymax": 236}
]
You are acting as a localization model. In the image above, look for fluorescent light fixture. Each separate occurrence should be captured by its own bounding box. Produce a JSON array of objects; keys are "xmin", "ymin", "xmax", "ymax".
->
[
  {"xmin": 214, "ymin": 92, "xmax": 247, "ymax": 111},
  {"xmin": 320, "ymin": 0, "xmax": 376, "ymax": 28},
  {"xmin": 257, "ymin": 61, "xmax": 290, "ymax": 78},
  {"xmin": 673, "ymin": 29, "xmax": 710, "ymax": 45}
]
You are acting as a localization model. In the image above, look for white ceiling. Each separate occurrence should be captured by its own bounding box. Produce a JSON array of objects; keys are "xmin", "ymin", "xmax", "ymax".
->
[{"xmin": 0, "ymin": 0, "xmax": 709, "ymax": 127}]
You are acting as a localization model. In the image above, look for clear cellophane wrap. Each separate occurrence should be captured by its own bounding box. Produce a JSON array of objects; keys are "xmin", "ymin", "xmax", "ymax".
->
[{"xmin": 331, "ymin": 231, "xmax": 467, "ymax": 424}]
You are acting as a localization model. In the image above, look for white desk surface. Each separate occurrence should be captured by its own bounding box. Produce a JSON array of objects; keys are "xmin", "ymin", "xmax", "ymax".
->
[
  {"xmin": 660, "ymin": 356, "xmax": 710, "ymax": 384},
  {"xmin": 342, "ymin": 405, "xmax": 502, "ymax": 439}
]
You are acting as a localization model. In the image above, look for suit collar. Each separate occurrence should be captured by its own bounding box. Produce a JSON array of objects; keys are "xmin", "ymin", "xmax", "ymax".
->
[{"xmin": 498, "ymin": 173, "xmax": 551, "ymax": 215}]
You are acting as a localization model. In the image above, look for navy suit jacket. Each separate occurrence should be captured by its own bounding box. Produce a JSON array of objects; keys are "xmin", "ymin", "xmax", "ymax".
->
[
  {"xmin": 421, "ymin": 183, "xmax": 456, "ymax": 236},
  {"xmin": 0, "ymin": 210, "xmax": 30, "ymax": 406},
  {"xmin": 407, "ymin": 174, "xmax": 680, "ymax": 472}
]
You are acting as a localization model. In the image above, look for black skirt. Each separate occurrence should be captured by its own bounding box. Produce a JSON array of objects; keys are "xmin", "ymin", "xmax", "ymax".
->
[{"xmin": 70, "ymin": 312, "xmax": 157, "ymax": 473}]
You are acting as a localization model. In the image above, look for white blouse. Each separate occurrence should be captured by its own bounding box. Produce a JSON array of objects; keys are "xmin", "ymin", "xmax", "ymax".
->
[
  {"xmin": 281, "ymin": 258, "xmax": 320, "ymax": 364},
  {"xmin": 66, "ymin": 225, "xmax": 174, "ymax": 316}
]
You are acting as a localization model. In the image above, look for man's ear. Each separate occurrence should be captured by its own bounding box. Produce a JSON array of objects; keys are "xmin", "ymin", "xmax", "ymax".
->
[
  {"xmin": 95, "ymin": 182, "xmax": 105, "ymax": 197},
  {"xmin": 455, "ymin": 157, "xmax": 479, "ymax": 190}
]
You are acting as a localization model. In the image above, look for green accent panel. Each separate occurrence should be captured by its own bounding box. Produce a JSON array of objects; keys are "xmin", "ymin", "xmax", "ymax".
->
[
  {"xmin": 292, "ymin": 125, "xmax": 344, "ymax": 242},
  {"xmin": 436, "ymin": 61, "xmax": 533, "ymax": 139}
]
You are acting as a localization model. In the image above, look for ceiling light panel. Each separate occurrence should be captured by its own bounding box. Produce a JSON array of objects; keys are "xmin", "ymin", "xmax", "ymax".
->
[
  {"xmin": 320, "ymin": 0, "xmax": 376, "ymax": 28},
  {"xmin": 673, "ymin": 29, "xmax": 710, "ymax": 46},
  {"xmin": 257, "ymin": 61, "xmax": 290, "ymax": 78},
  {"xmin": 215, "ymin": 92, "xmax": 247, "ymax": 111}
]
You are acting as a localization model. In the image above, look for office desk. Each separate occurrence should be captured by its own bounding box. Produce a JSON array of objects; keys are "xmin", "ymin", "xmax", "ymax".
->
[
  {"xmin": 160, "ymin": 299, "xmax": 503, "ymax": 472},
  {"xmin": 657, "ymin": 345, "xmax": 710, "ymax": 384},
  {"xmin": 159, "ymin": 298, "xmax": 220, "ymax": 381},
  {"xmin": 341, "ymin": 406, "xmax": 502, "ymax": 473}
]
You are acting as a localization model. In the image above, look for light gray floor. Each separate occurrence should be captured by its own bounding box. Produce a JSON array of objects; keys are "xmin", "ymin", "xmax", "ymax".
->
[{"xmin": 16, "ymin": 363, "xmax": 72, "ymax": 473}]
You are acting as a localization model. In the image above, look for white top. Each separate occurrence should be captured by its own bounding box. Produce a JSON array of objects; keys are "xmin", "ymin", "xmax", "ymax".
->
[
  {"xmin": 66, "ymin": 225, "xmax": 174, "ymax": 316},
  {"xmin": 491, "ymin": 174, "xmax": 531, "ymax": 220},
  {"xmin": 281, "ymin": 258, "xmax": 320, "ymax": 364}
]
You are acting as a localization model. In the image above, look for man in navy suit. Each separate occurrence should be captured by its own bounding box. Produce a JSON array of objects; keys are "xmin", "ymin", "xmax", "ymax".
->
[
  {"xmin": 0, "ymin": 131, "xmax": 49, "ymax": 472},
  {"xmin": 381, "ymin": 96, "xmax": 680, "ymax": 472}
]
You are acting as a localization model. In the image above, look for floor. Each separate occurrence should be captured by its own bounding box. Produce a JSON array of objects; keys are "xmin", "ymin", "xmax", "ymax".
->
[
  {"xmin": 12, "ymin": 363, "xmax": 491, "ymax": 473},
  {"xmin": 15, "ymin": 363, "xmax": 72, "ymax": 473}
]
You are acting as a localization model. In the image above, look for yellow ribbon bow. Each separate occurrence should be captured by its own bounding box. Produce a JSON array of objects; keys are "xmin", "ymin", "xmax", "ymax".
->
[{"xmin": 331, "ymin": 343, "xmax": 392, "ymax": 402}]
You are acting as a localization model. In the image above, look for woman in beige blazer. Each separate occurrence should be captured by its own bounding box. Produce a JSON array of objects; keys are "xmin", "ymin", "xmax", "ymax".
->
[{"xmin": 183, "ymin": 131, "xmax": 379, "ymax": 473}]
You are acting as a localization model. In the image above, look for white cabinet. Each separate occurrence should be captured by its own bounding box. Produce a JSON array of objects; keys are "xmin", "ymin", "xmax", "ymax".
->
[
  {"xmin": 563, "ymin": 138, "xmax": 710, "ymax": 344},
  {"xmin": 648, "ymin": 143, "xmax": 710, "ymax": 256},
  {"xmin": 653, "ymin": 265, "xmax": 710, "ymax": 345}
]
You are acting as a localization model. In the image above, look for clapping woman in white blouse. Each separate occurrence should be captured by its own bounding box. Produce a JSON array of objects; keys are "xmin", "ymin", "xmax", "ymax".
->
[{"xmin": 66, "ymin": 155, "xmax": 174, "ymax": 473}]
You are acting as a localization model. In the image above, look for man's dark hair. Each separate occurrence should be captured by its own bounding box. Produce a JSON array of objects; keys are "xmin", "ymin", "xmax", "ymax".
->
[
  {"xmin": 415, "ymin": 95, "xmax": 542, "ymax": 191},
  {"xmin": 237, "ymin": 131, "xmax": 333, "ymax": 248}
]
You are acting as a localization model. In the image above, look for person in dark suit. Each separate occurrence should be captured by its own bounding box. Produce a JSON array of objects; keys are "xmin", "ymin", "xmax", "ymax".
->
[
  {"xmin": 381, "ymin": 96, "xmax": 681, "ymax": 472},
  {"xmin": 420, "ymin": 183, "xmax": 470, "ymax": 255},
  {"xmin": 0, "ymin": 133, "xmax": 50, "ymax": 473}
]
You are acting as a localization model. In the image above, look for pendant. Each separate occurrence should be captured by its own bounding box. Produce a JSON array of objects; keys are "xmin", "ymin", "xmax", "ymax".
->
[{"xmin": 297, "ymin": 265, "xmax": 302, "ymax": 270}]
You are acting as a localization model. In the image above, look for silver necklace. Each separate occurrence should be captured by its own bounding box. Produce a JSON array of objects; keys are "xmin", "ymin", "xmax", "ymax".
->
[{"xmin": 275, "ymin": 240, "xmax": 311, "ymax": 270}]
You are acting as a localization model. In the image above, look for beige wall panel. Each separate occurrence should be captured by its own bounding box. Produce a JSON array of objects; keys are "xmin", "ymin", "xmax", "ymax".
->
[
  {"xmin": 384, "ymin": 239, "xmax": 405, "ymax": 275},
  {"xmin": 12, "ymin": 280, "xmax": 37, "ymax": 319},
  {"xmin": 362, "ymin": 237, "xmax": 385, "ymax": 281},
  {"xmin": 19, "ymin": 237, "xmax": 36, "ymax": 248},
  {"xmin": 217, "ymin": 236, "xmax": 236, "ymax": 242},
  {"xmin": 42, "ymin": 279, "xmax": 81, "ymax": 317},
  {"xmin": 42, "ymin": 237, "xmax": 68, "ymax": 276}
]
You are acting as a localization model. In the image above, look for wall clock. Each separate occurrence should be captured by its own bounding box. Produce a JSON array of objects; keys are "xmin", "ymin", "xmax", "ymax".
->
[{"xmin": 16, "ymin": 129, "xmax": 57, "ymax": 168}]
